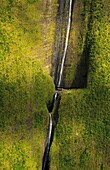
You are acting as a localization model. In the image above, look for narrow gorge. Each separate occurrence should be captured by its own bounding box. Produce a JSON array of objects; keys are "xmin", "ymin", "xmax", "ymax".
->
[
  {"xmin": 42, "ymin": 0, "xmax": 110, "ymax": 169},
  {"xmin": 42, "ymin": 0, "xmax": 73, "ymax": 169}
]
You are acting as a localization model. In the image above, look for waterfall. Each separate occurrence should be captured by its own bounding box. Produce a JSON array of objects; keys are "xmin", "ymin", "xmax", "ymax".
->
[
  {"xmin": 42, "ymin": 113, "xmax": 52, "ymax": 170},
  {"xmin": 48, "ymin": 113, "xmax": 52, "ymax": 144},
  {"xmin": 42, "ymin": 92, "xmax": 58, "ymax": 170},
  {"xmin": 57, "ymin": 0, "xmax": 72, "ymax": 87},
  {"xmin": 42, "ymin": 0, "xmax": 72, "ymax": 169}
]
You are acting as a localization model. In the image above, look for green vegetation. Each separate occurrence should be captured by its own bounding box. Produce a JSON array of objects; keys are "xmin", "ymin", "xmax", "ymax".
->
[
  {"xmin": 0, "ymin": 0, "xmax": 110, "ymax": 169},
  {"xmin": 0, "ymin": 0, "xmax": 55, "ymax": 169},
  {"xmin": 50, "ymin": 0, "xmax": 110, "ymax": 169}
]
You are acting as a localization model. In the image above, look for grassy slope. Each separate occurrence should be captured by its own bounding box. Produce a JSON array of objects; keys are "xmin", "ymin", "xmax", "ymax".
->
[
  {"xmin": 50, "ymin": 0, "xmax": 110, "ymax": 169},
  {"xmin": 0, "ymin": 0, "xmax": 55, "ymax": 169}
]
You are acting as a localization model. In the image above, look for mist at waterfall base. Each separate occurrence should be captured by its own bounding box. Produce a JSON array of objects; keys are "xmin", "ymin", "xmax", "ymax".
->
[{"xmin": 42, "ymin": 0, "xmax": 72, "ymax": 169}]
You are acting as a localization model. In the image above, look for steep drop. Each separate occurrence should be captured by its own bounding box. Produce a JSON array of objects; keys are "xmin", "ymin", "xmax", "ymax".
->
[
  {"xmin": 57, "ymin": 0, "xmax": 73, "ymax": 87},
  {"xmin": 42, "ymin": 0, "xmax": 73, "ymax": 169}
]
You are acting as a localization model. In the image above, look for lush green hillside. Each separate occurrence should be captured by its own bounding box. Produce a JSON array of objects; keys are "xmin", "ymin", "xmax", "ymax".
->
[
  {"xmin": 50, "ymin": 0, "xmax": 110, "ymax": 169},
  {"xmin": 0, "ymin": 0, "xmax": 110, "ymax": 169},
  {"xmin": 0, "ymin": 0, "xmax": 55, "ymax": 169}
]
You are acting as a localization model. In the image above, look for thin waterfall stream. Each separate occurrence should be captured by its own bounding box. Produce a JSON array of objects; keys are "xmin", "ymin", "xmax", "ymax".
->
[
  {"xmin": 58, "ymin": 0, "xmax": 73, "ymax": 88},
  {"xmin": 42, "ymin": 0, "xmax": 72, "ymax": 169},
  {"xmin": 42, "ymin": 92, "xmax": 58, "ymax": 170}
]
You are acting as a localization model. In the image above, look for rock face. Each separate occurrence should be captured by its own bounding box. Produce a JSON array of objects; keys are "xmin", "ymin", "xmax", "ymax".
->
[
  {"xmin": 38, "ymin": 0, "xmax": 58, "ymax": 74},
  {"xmin": 63, "ymin": 0, "xmax": 91, "ymax": 88},
  {"xmin": 41, "ymin": 0, "xmax": 91, "ymax": 89},
  {"xmin": 52, "ymin": 0, "xmax": 70, "ymax": 87},
  {"xmin": 52, "ymin": 0, "xmax": 91, "ymax": 88}
]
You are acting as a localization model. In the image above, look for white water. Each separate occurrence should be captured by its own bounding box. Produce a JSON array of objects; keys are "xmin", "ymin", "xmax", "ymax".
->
[
  {"xmin": 42, "ymin": 92, "xmax": 58, "ymax": 170},
  {"xmin": 42, "ymin": 113, "xmax": 52, "ymax": 170},
  {"xmin": 57, "ymin": 0, "xmax": 72, "ymax": 87},
  {"xmin": 48, "ymin": 92, "xmax": 58, "ymax": 143},
  {"xmin": 43, "ymin": 0, "xmax": 72, "ymax": 169},
  {"xmin": 48, "ymin": 113, "xmax": 52, "ymax": 146},
  {"xmin": 46, "ymin": 92, "xmax": 58, "ymax": 147},
  {"xmin": 53, "ymin": 92, "xmax": 58, "ymax": 107}
]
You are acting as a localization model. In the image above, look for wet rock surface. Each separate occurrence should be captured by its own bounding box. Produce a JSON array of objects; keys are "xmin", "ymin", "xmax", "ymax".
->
[
  {"xmin": 52, "ymin": 0, "xmax": 71, "ymax": 87},
  {"xmin": 52, "ymin": 0, "xmax": 91, "ymax": 89}
]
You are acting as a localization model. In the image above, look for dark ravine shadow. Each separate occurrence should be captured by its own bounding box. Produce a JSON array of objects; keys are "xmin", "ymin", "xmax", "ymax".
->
[
  {"xmin": 71, "ymin": 0, "xmax": 93, "ymax": 89},
  {"xmin": 45, "ymin": 94, "xmax": 61, "ymax": 170},
  {"xmin": 43, "ymin": 0, "xmax": 93, "ymax": 169},
  {"xmin": 71, "ymin": 0, "xmax": 75, "ymax": 22},
  {"xmin": 42, "ymin": 144, "xmax": 50, "ymax": 170},
  {"xmin": 53, "ymin": 93, "xmax": 61, "ymax": 126},
  {"xmin": 51, "ymin": 1, "xmax": 77, "ymax": 89},
  {"xmin": 61, "ymin": 0, "xmax": 93, "ymax": 89},
  {"xmin": 70, "ymin": 52, "xmax": 89, "ymax": 89},
  {"xmin": 42, "ymin": 115, "xmax": 53, "ymax": 170},
  {"xmin": 42, "ymin": 92, "xmax": 61, "ymax": 170},
  {"xmin": 51, "ymin": 0, "xmax": 75, "ymax": 88},
  {"xmin": 70, "ymin": 1, "xmax": 93, "ymax": 89}
]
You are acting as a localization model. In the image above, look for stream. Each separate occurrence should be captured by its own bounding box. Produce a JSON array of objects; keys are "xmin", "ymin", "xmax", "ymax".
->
[{"xmin": 42, "ymin": 0, "xmax": 72, "ymax": 169}]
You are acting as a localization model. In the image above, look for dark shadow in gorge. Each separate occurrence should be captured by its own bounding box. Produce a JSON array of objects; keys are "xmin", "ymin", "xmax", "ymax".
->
[
  {"xmin": 42, "ymin": 93, "xmax": 61, "ymax": 170},
  {"xmin": 42, "ymin": 117, "xmax": 53, "ymax": 170},
  {"xmin": 53, "ymin": 93, "xmax": 61, "ymax": 126},
  {"xmin": 48, "ymin": 94, "xmax": 61, "ymax": 170},
  {"xmin": 71, "ymin": 0, "xmax": 76, "ymax": 23},
  {"xmin": 61, "ymin": 0, "xmax": 93, "ymax": 89},
  {"xmin": 51, "ymin": 0, "xmax": 75, "ymax": 88},
  {"xmin": 70, "ymin": 0, "xmax": 93, "ymax": 88},
  {"xmin": 70, "ymin": 50, "xmax": 89, "ymax": 89}
]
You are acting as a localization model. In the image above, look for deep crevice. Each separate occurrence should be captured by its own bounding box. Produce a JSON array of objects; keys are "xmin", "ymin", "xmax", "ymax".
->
[
  {"xmin": 42, "ymin": 0, "xmax": 92, "ymax": 169},
  {"xmin": 70, "ymin": 0, "xmax": 92, "ymax": 88},
  {"xmin": 51, "ymin": 0, "xmax": 74, "ymax": 87},
  {"xmin": 52, "ymin": 0, "xmax": 92, "ymax": 89},
  {"xmin": 42, "ymin": 92, "xmax": 61, "ymax": 170}
]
